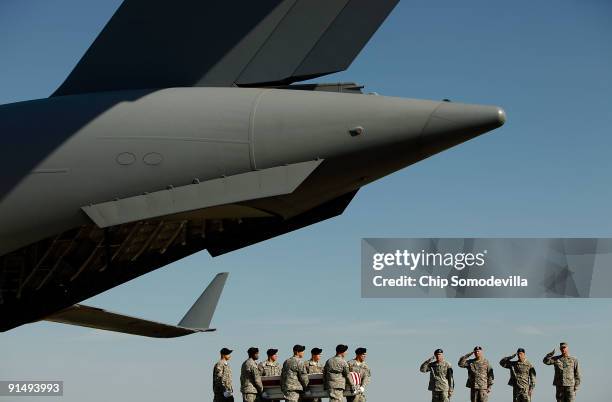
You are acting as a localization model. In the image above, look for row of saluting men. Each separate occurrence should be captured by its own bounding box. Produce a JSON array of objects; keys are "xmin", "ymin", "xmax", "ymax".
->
[
  {"xmin": 211, "ymin": 342, "xmax": 580, "ymax": 402},
  {"xmin": 212, "ymin": 344, "xmax": 370, "ymax": 402},
  {"xmin": 417, "ymin": 342, "xmax": 580, "ymax": 402}
]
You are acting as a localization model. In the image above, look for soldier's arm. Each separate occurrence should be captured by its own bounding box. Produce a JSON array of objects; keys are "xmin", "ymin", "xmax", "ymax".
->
[
  {"xmin": 362, "ymin": 365, "xmax": 371, "ymax": 388},
  {"xmin": 574, "ymin": 359, "xmax": 581, "ymax": 389},
  {"xmin": 448, "ymin": 366, "xmax": 455, "ymax": 392},
  {"xmin": 458, "ymin": 353, "xmax": 471, "ymax": 368},
  {"xmin": 529, "ymin": 365, "xmax": 536, "ymax": 390},
  {"xmin": 257, "ymin": 362, "xmax": 265, "ymax": 376},
  {"xmin": 222, "ymin": 367, "xmax": 232, "ymax": 391},
  {"xmin": 298, "ymin": 361, "xmax": 309, "ymax": 389},
  {"xmin": 487, "ymin": 365, "xmax": 494, "ymax": 389},
  {"xmin": 499, "ymin": 354, "xmax": 515, "ymax": 368},
  {"xmin": 213, "ymin": 364, "xmax": 224, "ymax": 388},
  {"xmin": 420, "ymin": 358, "xmax": 432, "ymax": 373},
  {"xmin": 251, "ymin": 364, "xmax": 264, "ymax": 393},
  {"xmin": 542, "ymin": 350, "xmax": 555, "ymax": 365}
]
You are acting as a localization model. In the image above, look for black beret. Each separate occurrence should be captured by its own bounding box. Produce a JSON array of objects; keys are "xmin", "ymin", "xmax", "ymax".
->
[
  {"xmin": 355, "ymin": 347, "xmax": 367, "ymax": 355},
  {"xmin": 311, "ymin": 347, "xmax": 323, "ymax": 355},
  {"xmin": 336, "ymin": 344, "xmax": 349, "ymax": 353},
  {"xmin": 517, "ymin": 348, "xmax": 526, "ymax": 354},
  {"xmin": 220, "ymin": 347, "xmax": 233, "ymax": 355},
  {"xmin": 267, "ymin": 348, "xmax": 278, "ymax": 356},
  {"xmin": 560, "ymin": 342, "xmax": 568, "ymax": 348},
  {"xmin": 434, "ymin": 349, "xmax": 444, "ymax": 355},
  {"xmin": 247, "ymin": 347, "xmax": 259, "ymax": 355},
  {"xmin": 293, "ymin": 344, "xmax": 306, "ymax": 353},
  {"xmin": 474, "ymin": 346, "xmax": 483, "ymax": 351}
]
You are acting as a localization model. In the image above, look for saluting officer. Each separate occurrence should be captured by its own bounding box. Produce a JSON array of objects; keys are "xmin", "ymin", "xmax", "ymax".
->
[
  {"xmin": 543, "ymin": 342, "xmax": 581, "ymax": 402},
  {"xmin": 420, "ymin": 348, "xmax": 454, "ymax": 402},
  {"xmin": 499, "ymin": 348, "xmax": 536, "ymax": 402}
]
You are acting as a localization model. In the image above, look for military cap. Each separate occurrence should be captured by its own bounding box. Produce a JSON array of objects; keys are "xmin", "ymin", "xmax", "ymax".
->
[
  {"xmin": 560, "ymin": 342, "xmax": 568, "ymax": 348},
  {"xmin": 311, "ymin": 347, "xmax": 323, "ymax": 355},
  {"xmin": 247, "ymin": 347, "xmax": 259, "ymax": 355},
  {"xmin": 336, "ymin": 344, "xmax": 349, "ymax": 353},
  {"xmin": 517, "ymin": 348, "xmax": 526, "ymax": 354},
  {"xmin": 267, "ymin": 348, "xmax": 278, "ymax": 356},
  {"xmin": 473, "ymin": 346, "xmax": 483, "ymax": 351},
  {"xmin": 355, "ymin": 347, "xmax": 367, "ymax": 355},
  {"xmin": 434, "ymin": 349, "xmax": 444, "ymax": 355},
  {"xmin": 220, "ymin": 347, "xmax": 233, "ymax": 355},
  {"xmin": 293, "ymin": 344, "xmax": 306, "ymax": 353}
]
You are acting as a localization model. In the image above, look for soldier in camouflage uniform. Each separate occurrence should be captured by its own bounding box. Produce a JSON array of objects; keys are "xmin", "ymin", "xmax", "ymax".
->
[
  {"xmin": 347, "ymin": 347, "xmax": 371, "ymax": 402},
  {"xmin": 241, "ymin": 347, "xmax": 264, "ymax": 402},
  {"xmin": 214, "ymin": 348, "xmax": 235, "ymax": 402},
  {"xmin": 259, "ymin": 348, "xmax": 282, "ymax": 377},
  {"xmin": 305, "ymin": 348, "xmax": 324, "ymax": 402},
  {"xmin": 458, "ymin": 346, "xmax": 494, "ymax": 402},
  {"xmin": 499, "ymin": 348, "xmax": 536, "ymax": 402},
  {"xmin": 420, "ymin": 348, "xmax": 454, "ymax": 402},
  {"xmin": 543, "ymin": 342, "xmax": 581, "ymax": 402},
  {"xmin": 324, "ymin": 344, "xmax": 356, "ymax": 402},
  {"xmin": 281, "ymin": 344, "xmax": 309, "ymax": 402}
]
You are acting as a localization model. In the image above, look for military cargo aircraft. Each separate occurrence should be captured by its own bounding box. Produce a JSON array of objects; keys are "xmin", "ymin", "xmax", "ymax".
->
[{"xmin": 0, "ymin": 0, "xmax": 505, "ymax": 337}]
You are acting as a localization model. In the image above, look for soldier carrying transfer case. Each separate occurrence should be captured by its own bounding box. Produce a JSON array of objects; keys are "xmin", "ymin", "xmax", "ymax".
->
[
  {"xmin": 259, "ymin": 348, "xmax": 282, "ymax": 377},
  {"xmin": 241, "ymin": 347, "xmax": 264, "ymax": 402},
  {"xmin": 281, "ymin": 344, "xmax": 309, "ymax": 402},
  {"xmin": 543, "ymin": 342, "xmax": 581, "ymax": 402},
  {"xmin": 305, "ymin": 347, "xmax": 324, "ymax": 402},
  {"xmin": 458, "ymin": 346, "xmax": 494, "ymax": 402},
  {"xmin": 347, "ymin": 347, "xmax": 371, "ymax": 402},
  {"xmin": 214, "ymin": 347, "xmax": 235, "ymax": 402},
  {"xmin": 499, "ymin": 348, "xmax": 536, "ymax": 402},
  {"xmin": 324, "ymin": 344, "xmax": 356, "ymax": 402},
  {"xmin": 420, "ymin": 348, "xmax": 454, "ymax": 402}
]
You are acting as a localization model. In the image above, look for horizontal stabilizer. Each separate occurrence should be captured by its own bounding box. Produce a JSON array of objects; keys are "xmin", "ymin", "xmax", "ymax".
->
[
  {"xmin": 82, "ymin": 160, "xmax": 322, "ymax": 228},
  {"xmin": 43, "ymin": 273, "xmax": 229, "ymax": 338},
  {"xmin": 51, "ymin": 0, "xmax": 398, "ymax": 95}
]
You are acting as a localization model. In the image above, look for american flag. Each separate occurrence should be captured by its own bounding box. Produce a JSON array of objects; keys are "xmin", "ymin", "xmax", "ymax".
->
[{"xmin": 349, "ymin": 371, "xmax": 361, "ymax": 386}]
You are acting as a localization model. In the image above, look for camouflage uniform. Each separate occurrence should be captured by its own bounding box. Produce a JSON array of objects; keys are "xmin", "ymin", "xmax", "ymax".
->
[
  {"xmin": 214, "ymin": 359, "xmax": 234, "ymax": 402},
  {"xmin": 281, "ymin": 356, "xmax": 309, "ymax": 402},
  {"xmin": 347, "ymin": 359, "xmax": 371, "ymax": 402},
  {"xmin": 499, "ymin": 355, "xmax": 536, "ymax": 402},
  {"xmin": 241, "ymin": 358, "xmax": 263, "ymax": 402},
  {"xmin": 258, "ymin": 359, "xmax": 282, "ymax": 377},
  {"xmin": 543, "ymin": 352, "xmax": 581, "ymax": 402},
  {"xmin": 304, "ymin": 359, "xmax": 324, "ymax": 402},
  {"xmin": 420, "ymin": 358, "xmax": 454, "ymax": 402},
  {"xmin": 458, "ymin": 353, "xmax": 494, "ymax": 402},
  {"xmin": 324, "ymin": 356, "xmax": 355, "ymax": 402}
]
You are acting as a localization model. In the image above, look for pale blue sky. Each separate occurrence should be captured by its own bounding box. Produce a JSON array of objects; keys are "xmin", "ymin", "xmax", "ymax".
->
[{"xmin": 1, "ymin": 1, "xmax": 612, "ymax": 401}]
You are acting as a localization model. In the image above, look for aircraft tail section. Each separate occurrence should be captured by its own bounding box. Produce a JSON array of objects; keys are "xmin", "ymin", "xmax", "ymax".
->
[{"xmin": 42, "ymin": 273, "xmax": 229, "ymax": 338}]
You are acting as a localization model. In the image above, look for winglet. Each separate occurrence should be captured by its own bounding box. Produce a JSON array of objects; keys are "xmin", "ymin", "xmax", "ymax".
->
[
  {"xmin": 42, "ymin": 273, "xmax": 229, "ymax": 338},
  {"xmin": 178, "ymin": 272, "xmax": 228, "ymax": 330}
]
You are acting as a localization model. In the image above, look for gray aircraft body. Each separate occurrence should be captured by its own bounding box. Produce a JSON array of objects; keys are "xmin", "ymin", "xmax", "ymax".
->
[{"xmin": 0, "ymin": 0, "xmax": 505, "ymax": 337}]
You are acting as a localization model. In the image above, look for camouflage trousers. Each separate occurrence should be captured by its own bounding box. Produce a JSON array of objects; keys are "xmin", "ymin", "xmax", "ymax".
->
[
  {"xmin": 555, "ymin": 386, "xmax": 576, "ymax": 402},
  {"xmin": 347, "ymin": 393, "xmax": 366, "ymax": 402},
  {"xmin": 329, "ymin": 389, "xmax": 345, "ymax": 402},
  {"xmin": 431, "ymin": 390, "xmax": 450, "ymax": 402},
  {"xmin": 470, "ymin": 388, "xmax": 489, "ymax": 402},
  {"xmin": 242, "ymin": 393, "xmax": 259, "ymax": 402},
  {"xmin": 512, "ymin": 387, "xmax": 531, "ymax": 402}
]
